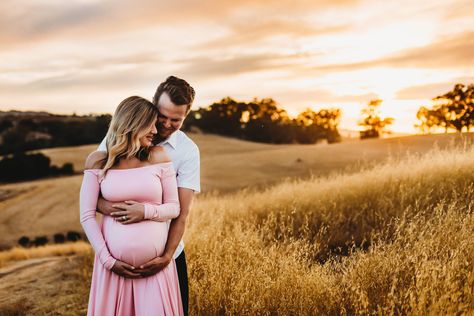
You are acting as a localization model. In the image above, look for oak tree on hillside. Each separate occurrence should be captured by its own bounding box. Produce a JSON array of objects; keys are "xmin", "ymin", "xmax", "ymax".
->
[
  {"xmin": 415, "ymin": 83, "xmax": 474, "ymax": 133},
  {"xmin": 358, "ymin": 99, "xmax": 394, "ymax": 139}
]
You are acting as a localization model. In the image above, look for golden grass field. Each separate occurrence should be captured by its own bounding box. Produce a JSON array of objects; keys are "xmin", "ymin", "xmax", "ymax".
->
[{"xmin": 0, "ymin": 132, "xmax": 474, "ymax": 315}]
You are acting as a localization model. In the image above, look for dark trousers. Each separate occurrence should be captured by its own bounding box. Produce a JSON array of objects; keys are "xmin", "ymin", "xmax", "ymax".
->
[{"xmin": 175, "ymin": 250, "xmax": 189, "ymax": 316}]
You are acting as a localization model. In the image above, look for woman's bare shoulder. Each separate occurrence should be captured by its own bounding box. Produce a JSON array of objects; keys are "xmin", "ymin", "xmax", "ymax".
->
[
  {"xmin": 84, "ymin": 151, "xmax": 107, "ymax": 169},
  {"xmin": 149, "ymin": 146, "xmax": 171, "ymax": 164}
]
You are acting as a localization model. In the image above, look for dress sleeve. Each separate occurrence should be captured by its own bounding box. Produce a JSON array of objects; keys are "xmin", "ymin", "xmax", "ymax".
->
[
  {"xmin": 143, "ymin": 163, "xmax": 181, "ymax": 221},
  {"xmin": 79, "ymin": 169, "xmax": 116, "ymax": 270}
]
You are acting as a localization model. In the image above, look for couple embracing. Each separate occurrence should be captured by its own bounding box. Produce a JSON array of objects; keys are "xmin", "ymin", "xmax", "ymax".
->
[{"xmin": 79, "ymin": 76, "xmax": 199, "ymax": 315}]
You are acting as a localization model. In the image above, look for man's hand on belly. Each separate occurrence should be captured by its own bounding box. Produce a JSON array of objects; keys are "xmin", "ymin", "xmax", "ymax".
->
[
  {"xmin": 134, "ymin": 254, "xmax": 172, "ymax": 277},
  {"xmin": 110, "ymin": 200, "xmax": 145, "ymax": 224},
  {"xmin": 97, "ymin": 196, "xmax": 124, "ymax": 216}
]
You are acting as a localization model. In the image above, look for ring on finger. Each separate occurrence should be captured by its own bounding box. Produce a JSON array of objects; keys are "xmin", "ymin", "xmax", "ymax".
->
[{"xmin": 122, "ymin": 215, "xmax": 127, "ymax": 221}]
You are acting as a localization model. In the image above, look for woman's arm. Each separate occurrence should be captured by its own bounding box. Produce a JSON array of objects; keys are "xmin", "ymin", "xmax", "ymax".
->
[
  {"xmin": 143, "ymin": 163, "xmax": 180, "ymax": 221},
  {"xmin": 79, "ymin": 151, "xmax": 115, "ymax": 269},
  {"xmin": 80, "ymin": 168, "xmax": 116, "ymax": 270}
]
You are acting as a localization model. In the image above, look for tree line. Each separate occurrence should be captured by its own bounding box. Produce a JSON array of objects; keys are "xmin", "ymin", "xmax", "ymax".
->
[
  {"xmin": 0, "ymin": 82, "xmax": 471, "ymax": 160},
  {"xmin": 0, "ymin": 112, "xmax": 109, "ymax": 182},
  {"xmin": 17, "ymin": 231, "xmax": 84, "ymax": 248},
  {"xmin": 184, "ymin": 97, "xmax": 342, "ymax": 144},
  {"xmin": 0, "ymin": 112, "xmax": 111, "ymax": 154},
  {"xmin": 0, "ymin": 153, "xmax": 74, "ymax": 182}
]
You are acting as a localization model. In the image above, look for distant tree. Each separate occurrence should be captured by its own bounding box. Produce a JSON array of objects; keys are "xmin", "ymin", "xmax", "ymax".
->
[
  {"xmin": 2, "ymin": 125, "xmax": 30, "ymax": 153},
  {"xmin": 0, "ymin": 120, "xmax": 13, "ymax": 133},
  {"xmin": 60, "ymin": 163, "xmax": 74, "ymax": 174},
  {"xmin": 244, "ymin": 98, "xmax": 294, "ymax": 143},
  {"xmin": 415, "ymin": 83, "xmax": 474, "ymax": 133},
  {"xmin": 0, "ymin": 153, "xmax": 75, "ymax": 182},
  {"xmin": 0, "ymin": 153, "xmax": 51, "ymax": 181},
  {"xmin": 315, "ymin": 108, "xmax": 342, "ymax": 143},
  {"xmin": 66, "ymin": 231, "xmax": 82, "ymax": 242},
  {"xmin": 33, "ymin": 236, "xmax": 48, "ymax": 247},
  {"xmin": 94, "ymin": 114, "xmax": 112, "ymax": 138},
  {"xmin": 326, "ymin": 129, "xmax": 342, "ymax": 144},
  {"xmin": 433, "ymin": 83, "xmax": 474, "ymax": 132},
  {"xmin": 18, "ymin": 236, "xmax": 30, "ymax": 247},
  {"xmin": 415, "ymin": 106, "xmax": 448, "ymax": 133},
  {"xmin": 294, "ymin": 109, "xmax": 328, "ymax": 143},
  {"xmin": 358, "ymin": 99, "xmax": 394, "ymax": 139},
  {"xmin": 53, "ymin": 233, "xmax": 66, "ymax": 244}
]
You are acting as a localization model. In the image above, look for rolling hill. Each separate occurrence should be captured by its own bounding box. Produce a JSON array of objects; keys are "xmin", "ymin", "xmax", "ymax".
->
[{"xmin": 0, "ymin": 132, "xmax": 473, "ymax": 249}]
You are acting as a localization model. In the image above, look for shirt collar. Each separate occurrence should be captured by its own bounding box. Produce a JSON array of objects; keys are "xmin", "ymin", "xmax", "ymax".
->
[{"xmin": 159, "ymin": 131, "xmax": 178, "ymax": 149}]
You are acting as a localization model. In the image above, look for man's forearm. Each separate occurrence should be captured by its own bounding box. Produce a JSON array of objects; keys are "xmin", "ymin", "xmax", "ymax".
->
[
  {"xmin": 97, "ymin": 196, "xmax": 116, "ymax": 215},
  {"xmin": 162, "ymin": 187, "xmax": 194, "ymax": 258},
  {"xmin": 163, "ymin": 217, "xmax": 187, "ymax": 258}
]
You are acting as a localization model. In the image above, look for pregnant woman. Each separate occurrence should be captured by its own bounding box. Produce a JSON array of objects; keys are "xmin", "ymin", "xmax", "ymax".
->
[{"xmin": 80, "ymin": 96, "xmax": 183, "ymax": 315}]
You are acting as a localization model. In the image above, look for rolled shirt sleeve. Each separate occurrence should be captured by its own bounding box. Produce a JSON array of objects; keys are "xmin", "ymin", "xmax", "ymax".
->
[{"xmin": 176, "ymin": 144, "xmax": 200, "ymax": 193}]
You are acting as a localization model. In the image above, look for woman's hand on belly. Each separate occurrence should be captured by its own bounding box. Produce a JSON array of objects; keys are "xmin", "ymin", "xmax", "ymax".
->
[
  {"xmin": 134, "ymin": 254, "xmax": 172, "ymax": 277},
  {"xmin": 111, "ymin": 200, "xmax": 144, "ymax": 224},
  {"xmin": 111, "ymin": 259, "xmax": 142, "ymax": 279}
]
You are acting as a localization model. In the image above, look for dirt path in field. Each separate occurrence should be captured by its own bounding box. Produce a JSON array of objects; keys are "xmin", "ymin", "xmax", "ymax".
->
[
  {"xmin": 0, "ymin": 255, "xmax": 90, "ymax": 315},
  {"xmin": 0, "ymin": 256, "xmax": 61, "ymax": 278}
]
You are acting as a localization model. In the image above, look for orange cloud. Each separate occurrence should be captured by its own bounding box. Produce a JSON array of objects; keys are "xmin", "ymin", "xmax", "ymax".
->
[
  {"xmin": 305, "ymin": 32, "xmax": 474, "ymax": 73},
  {"xmin": 0, "ymin": 0, "xmax": 359, "ymax": 48},
  {"xmin": 395, "ymin": 77, "xmax": 474, "ymax": 100}
]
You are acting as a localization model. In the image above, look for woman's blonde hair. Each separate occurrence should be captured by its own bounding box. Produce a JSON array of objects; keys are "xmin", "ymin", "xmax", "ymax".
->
[{"xmin": 101, "ymin": 96, "xmax": 158, "ymax": 177}]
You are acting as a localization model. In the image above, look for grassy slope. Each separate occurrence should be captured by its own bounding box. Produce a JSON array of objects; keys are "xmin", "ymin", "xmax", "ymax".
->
[{"xmin": 0, "ymin": 132, "xmax": 472, "ymax": 249}]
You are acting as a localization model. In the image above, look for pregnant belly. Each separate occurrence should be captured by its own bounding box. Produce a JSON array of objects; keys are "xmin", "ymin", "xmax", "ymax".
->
[{"xmin": 102, "ymin": 217, "xmax": 169, "ymax": 267}]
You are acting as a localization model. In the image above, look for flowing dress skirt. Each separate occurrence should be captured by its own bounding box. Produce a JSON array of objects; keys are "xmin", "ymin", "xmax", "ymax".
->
[{"xmin": 86, "ymin": 217, "xmax": 183, "ymax": 316}]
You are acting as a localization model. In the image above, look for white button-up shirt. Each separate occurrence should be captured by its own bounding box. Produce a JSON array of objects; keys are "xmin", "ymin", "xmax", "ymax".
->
[{"xmin": 97, "ymin": 130, "xmax": 200, "ymax": 258}]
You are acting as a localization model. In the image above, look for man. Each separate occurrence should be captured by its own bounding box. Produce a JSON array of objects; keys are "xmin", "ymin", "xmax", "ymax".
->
[{"xmin": 96, "ymin": 76, "xmax": 199, "ymax": 315}]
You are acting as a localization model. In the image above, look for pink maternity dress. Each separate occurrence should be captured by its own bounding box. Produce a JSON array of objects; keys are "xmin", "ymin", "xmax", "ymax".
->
[{"xmin": 80, "ymin": 162, "xmax": 183, "ymax": 316}]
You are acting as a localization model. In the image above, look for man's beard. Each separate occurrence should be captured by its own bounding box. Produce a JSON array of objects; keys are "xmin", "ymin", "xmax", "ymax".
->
[{"xmin": 153, "ymin": 125, "xmax": 175, "ymax": 145}]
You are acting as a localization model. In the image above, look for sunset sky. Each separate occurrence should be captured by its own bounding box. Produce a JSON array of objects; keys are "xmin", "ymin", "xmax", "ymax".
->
[{"xmin": 0, "ymin": 0, "xmax": 473, "ymax": 133}]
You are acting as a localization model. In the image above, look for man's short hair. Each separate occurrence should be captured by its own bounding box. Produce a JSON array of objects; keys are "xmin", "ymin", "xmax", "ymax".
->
[{"xmin": 153, "ymin": 76, "xmax": 195, "ymax": 112}]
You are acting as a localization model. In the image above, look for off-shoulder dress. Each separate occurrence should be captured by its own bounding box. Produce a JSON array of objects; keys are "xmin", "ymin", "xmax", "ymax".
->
[{"xmin": 79, "ymin": 162, "xmax": 183, "ymax": 316}]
